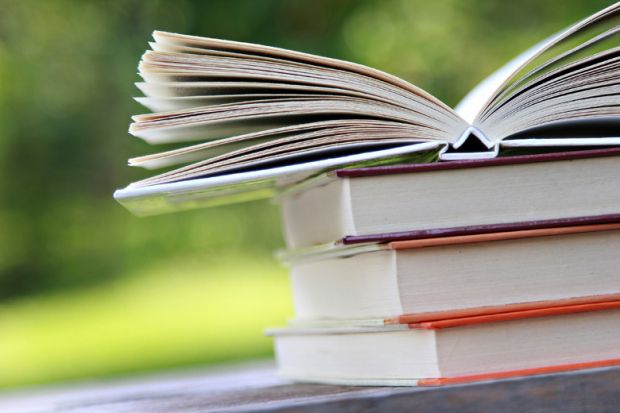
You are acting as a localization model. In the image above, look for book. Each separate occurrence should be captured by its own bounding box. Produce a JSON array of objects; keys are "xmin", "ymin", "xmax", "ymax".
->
[
  {"xmin": 115, "ymin": 3, "xmax": 620, "ymax": 216},
  {"xmin": 280, "ymin": 148, "xmax": 620, "ymax": 248},
  {"xmin": 283, "ymin": 222, "xmax": 620, "ymax": 322},
  {"xmin": 269, "ymin": 302, "xmax": 620, "ymax": 386}
]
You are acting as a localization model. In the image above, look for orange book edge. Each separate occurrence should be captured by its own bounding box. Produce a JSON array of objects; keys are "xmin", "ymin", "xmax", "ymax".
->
[
  {"xmin": 388, "ymin": 222, "xmax": 620, "ymax": 250},
  {"xmin": 386, "ymin": 293, "xmax": 620, "ymax": 324},
  {"xmin": 406, "ymin": 300, "xmax": 620, "ymax": 330},
  {"xmin": 418, "ymin": 358, "xmax": 620, "ymax": 386}
]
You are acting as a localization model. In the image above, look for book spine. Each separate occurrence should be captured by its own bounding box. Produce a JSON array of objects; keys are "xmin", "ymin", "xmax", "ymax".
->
[
  {"xmin": 386, "ymin": 294, "xmax": 620, "ymax": 324},
  {"xmin": 344, "ymin": 214, "xmax": 620, "ymax": 245},
  {"xmin": 405, "ymin": 300, "xmax": 620, "ymax": 330},
  {"xmin": 418, "ymin": 358, "xmax": 620, "ymax": 386},
  {"xmin": 387, "ymin": 223, "xmax": 620, "ymax": 250}
]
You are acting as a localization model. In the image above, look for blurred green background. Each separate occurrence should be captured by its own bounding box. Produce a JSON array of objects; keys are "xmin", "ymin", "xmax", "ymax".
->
[{"xmin": 0, "ymin": 0, "xmax": 611, "ymax": 389}]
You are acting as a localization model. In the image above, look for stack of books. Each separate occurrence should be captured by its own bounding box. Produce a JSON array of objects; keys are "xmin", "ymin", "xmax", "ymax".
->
[
  {"xmin": 268, "ymin": 148, "xmax": 620, "ymax": 385},
  {"xmin": 114, "ymin": 3, "xmax": 620, "ymax": 385}
]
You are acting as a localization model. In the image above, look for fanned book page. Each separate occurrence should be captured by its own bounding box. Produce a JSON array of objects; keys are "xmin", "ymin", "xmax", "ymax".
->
[{"xmin": 115, "ymin": 2, "xmax": 620, "ymax": 216}]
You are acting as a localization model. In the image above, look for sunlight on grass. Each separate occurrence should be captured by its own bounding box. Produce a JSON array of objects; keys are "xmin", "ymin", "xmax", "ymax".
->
[{"xmin": 0, "ymin": 255, "xmax": 292, "ymax": 389}]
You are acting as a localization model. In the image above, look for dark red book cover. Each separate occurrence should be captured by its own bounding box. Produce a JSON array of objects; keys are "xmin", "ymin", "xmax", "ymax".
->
[{"xmin": 335, "ymin": 147, "xmax": 620, "ymax": 178}]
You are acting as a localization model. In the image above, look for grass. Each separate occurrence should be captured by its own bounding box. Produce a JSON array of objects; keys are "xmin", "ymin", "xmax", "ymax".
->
[{"xmin": 0, "ymin": 254, "xmax": 292, "ymax": 389}]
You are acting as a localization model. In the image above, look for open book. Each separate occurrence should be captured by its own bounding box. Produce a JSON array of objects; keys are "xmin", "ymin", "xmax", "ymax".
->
[{"xmin": 115, "ymin": 3, "xmax": 620, "ymax": 215}]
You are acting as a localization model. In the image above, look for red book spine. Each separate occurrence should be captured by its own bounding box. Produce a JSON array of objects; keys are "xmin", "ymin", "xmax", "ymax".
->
[{"xmin": 418, "ymin": 358, "xmax": 620, "ymax": 386}]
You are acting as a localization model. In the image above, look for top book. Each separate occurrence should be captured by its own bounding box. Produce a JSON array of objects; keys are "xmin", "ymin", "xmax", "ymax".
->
[{"xmin": 115, "ymin": 3, "xmax": 620, "ymax": 216}]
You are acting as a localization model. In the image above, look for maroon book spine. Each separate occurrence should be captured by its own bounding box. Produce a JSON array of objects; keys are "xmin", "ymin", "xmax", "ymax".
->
[
  {"xmin": 335, "ymin": 147, "xmax": 620, "ymax": 178},
  {"xmin": 342, "ymin": 213, "xmax": 620, "ymax": 245}
]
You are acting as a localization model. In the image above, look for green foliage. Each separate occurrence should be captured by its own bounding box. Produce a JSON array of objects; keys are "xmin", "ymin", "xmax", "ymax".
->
[
  {"xmin": 0, "ymin": 256, "xmax": 291, "ymax": 388},
  {"xmin": 0, "ymin": 0, "xmax": 611, "ymax": 388}
]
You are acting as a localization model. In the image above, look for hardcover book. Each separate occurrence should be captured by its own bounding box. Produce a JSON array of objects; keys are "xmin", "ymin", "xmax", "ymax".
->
[
  {"xmin": 279, "ymin": 148, "xmax": 620, "ymax": 248},
  {"xmin": 270, "ymin": 302, "xmax": 620, "ymax": 386},
  {"xmin": 115, "ymin": 3, "xmax": 620, "ymax": 216},
  {"xmin": 283, "ymin": 221, "xmax": 620, "ymax": 322}
]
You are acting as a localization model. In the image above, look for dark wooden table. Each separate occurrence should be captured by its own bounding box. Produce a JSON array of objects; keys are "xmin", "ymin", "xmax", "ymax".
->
[{"xmin": 1, "ymin": 360, "xmax": 619, "ymax": 413}]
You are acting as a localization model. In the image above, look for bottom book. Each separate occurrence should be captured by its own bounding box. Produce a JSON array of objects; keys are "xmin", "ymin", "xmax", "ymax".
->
[{"xmin": 268, "ymin": 302, "xmax": 620, "ymax": 386}]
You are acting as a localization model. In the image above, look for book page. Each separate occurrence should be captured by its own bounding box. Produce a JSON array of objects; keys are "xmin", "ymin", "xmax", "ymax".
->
[
  {"xmin": 455, "ymin": 35, "xmax": 558, "ymax": 123},
  {"xmin": 456, "ymin": 2, "xmax": 620, "ymax": 125}
]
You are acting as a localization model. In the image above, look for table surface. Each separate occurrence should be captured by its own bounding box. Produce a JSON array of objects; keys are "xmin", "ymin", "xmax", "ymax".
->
[{"xmin": 1, "ymin": 360, "xmax": 619, "ymax": 413}]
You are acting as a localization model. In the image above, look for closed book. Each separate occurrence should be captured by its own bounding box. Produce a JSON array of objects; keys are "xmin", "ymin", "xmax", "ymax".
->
[
  {"xmin": 269, "ymin": 301, "xmax": 620, "ymax": 386},
  {"xmin": 280, "ymin": 148, "xmax": 620, "ymax": 249},
  {"xmin": 283, "ymin": 222, "xmax": 620, "ymax": 321}
]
